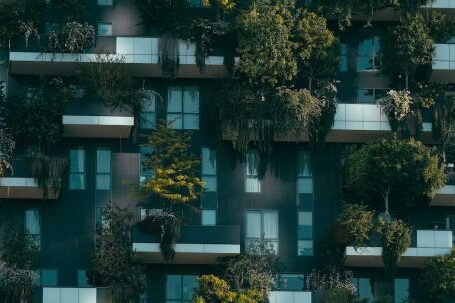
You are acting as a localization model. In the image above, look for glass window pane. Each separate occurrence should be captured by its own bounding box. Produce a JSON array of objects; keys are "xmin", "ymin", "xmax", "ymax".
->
[
  {"xmin": 358, "ymin": 278, "xmax": 374, "ymax": 301},
  {"xmin": 97, "ymin": 0, "xmax": 113, "ymax": 5},
  {"xmin": 298, "ymin": 178, "xmax": 313, "ymax": 194},
  {"xmin": 246, "ymin": 212, "xmax": 261, "ymax": 238},
  {"xmin": 246, "ymin": 151, "xmax": 259, "ymax": 176},
  {"xmin": 245, "ymin": 176, "xmax": 261, "ymax": 193},
  {"xmin": 202, "ymin": 176, "xmax": 217, "ymax": 192},
  {"xmin": 182, "ymin": 276, "xmax": 197, "ymax": 300},
  {"xmin": 78, "ymin": 270, "xmax": 90, "ymax": 287},
  {"xmin": 298, "ymin": 240, "xmax": 313, "ymax": 256},
  {"xmin": 202, "ymin": 148, "xmax": 216, "ymax": 175},
  {"xmin": 141, "ymin": 112, "xmax": 156, "ymax": 129},
  {"xmin": 70, "ymin": 174, "xmax": 85, "ymax": 190},
  {"xmin": 202, "ymin": 210, "xmax": 216, "ymax": 225},
  {"xmin": 25, "ymin": 209, "xmax": 40, "ymax": 235},
  {"xmin": 97, "ymin": 149, "xmax": 111, "ymax": 173},
  {"xmin": 143, "ymin": 92, "xmax": 156, "ymax": 112},
  {"xmin": 183, "ymin": 88, "xmax": 199, "ymax": 113},
  {"xmin": 168, "ymin": 87, "xmax": 182, "ymax": 112},
  {"xmin": 166, "ymin": 275, "xmax": 182, "ymax": 300},
  {"xmin": 97, "ymin": 22, "xmax": 112, "ymax": 36},
  {"xmin": 394, "ymin": 278, "xmax": 409, "ymax": 303},
  {"xmin": 298, "ymin": 212, "xmax": 312, "ymax": 226},
  {"xmin": 167, "ymin": 114, "xmax": 183, "ymax": 129},
  {"xmin": 40, "ymin": 270, "xmax": 57, "ymax": 287},
  {"xmin": 298, "ymin": 151, "xmax": 311, "ymax": 177},
  {"xmin": 280, "ymin": 274, "xmax": 304, "ymax": 291},
  {"xmin": 357, "ymin": 89, "xmax": 376, "ymax": 104},
  {"xmin": 183, "ymin": 114, "xmax": 199, "ymax": 130},
  {"xmin": 70, "ymin": 149, "xmax": 85, "ymax": 173},
  {"xmin": 263, "ymin": 211, "xmax": 278, "ymax": 239},
  {"xmin": 96, "ymin": 174, "xmax": 111, "ymax": 190}
]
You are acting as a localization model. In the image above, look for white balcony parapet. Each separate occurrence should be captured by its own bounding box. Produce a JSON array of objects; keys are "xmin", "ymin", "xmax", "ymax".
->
[
  {"xmin": 62, "ymin": 115, "xmax": 134, "ymax": 138},
  {"xmin": 344, "ymin": 230, "xmax": 453, "ymax": 268},
  {"xmin": 424, "ymin": 0, "xmax": 455, "ymax": 8},
  {"xmin": 0, "ymin": 177, "xmax": 58, "ymax": 199},
  {"xmin": 269, "ymin": 291, "xmax": 312, "ymax": 303},
  {"xmin": 133, "ymin": 242, "xmax": 240, "ymax": 264},
  {"xmin": 431, "ymin": 185, "xmax": 455, "ymax": 206},
  {"xmin": 42, "ymin": 287, "xmax": 104, "ymax": 303}
]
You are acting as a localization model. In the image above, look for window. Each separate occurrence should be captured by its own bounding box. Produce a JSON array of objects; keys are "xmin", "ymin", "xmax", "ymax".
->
[
  {"xmin": 140, "ymin": 208, "xmax": 163, "ymax": 221},
  {"xmin": 297, "ymin": 151, "xmax": 314, "ymax": 256},
  {"xmin": 141, "ymin": 90, "xmax": 156, "ymax": 129},
  {"xmin": 97, "ymin": 0, "xmax": 113, "ymax": 5},
  {"xmin": 340, "ymin": 43, "xmax": 348, "ymax": 72},
  {"xmin": 394, "ymin": 278, "xmax": 409, "ymax": 303},
  {"xmin": 39, "ymin": 269, "xmax": 58, "ymax": 287},
  {"xmin": 356, "ymin": 36, "xmax": 381, "ymax": 71},
  {"xmin": 245, "ymin": 210, "xmax": 279, "ymax": 254},
  {"xmin": 96, "ymin": 207, "xmax": 106, "ymax": 225},
  {"xmin": 357, "ymin": 88, "xmax": 387, "ymax": 104},
  {"xmin": 70, "ymin": 148, "xmax": 85, "ymax": 190},
  {"xmin": 166, "ymin": 275, "xmax": 197, "ymax": 303},
  {"xmin": 167, "ymin": 87, "xmax": 199, "ymax": 130},
  {"xmin": 78, "ymin": 270, "xmax": 90, "ymax": 287},
  {"xmin": 245, "ymin": 150, "xmax": 261, "ymax": 193},
  {"xmin": 202, "ymin": 210, "xmax": 216, "ymax": 225},
  {"xmin": 97, "ymin": 22, "xmax": 112, "ymax": 36},
  {"xmin": 277, "ymin": 273, "xmax": 304, "ymax": 291},
  {"xmin": 96, "ymin": 148, "xmax": 111, "ymax": 190},
  {"xmin": 25, "ymin": 208, "xmax": 40, "ymax": 246},
  {"xmin": 140, "ymin": 146, "xmax": 154, "ymax": 183},
  {"xmin": 352, "ymin": 277, "xmax": 374, "ymax": 301}
]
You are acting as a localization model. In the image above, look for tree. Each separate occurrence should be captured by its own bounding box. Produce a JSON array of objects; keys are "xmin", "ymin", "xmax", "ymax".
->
[
  {"xmin": 236, "ymin": 0, "xmax": 297, "ymax": 87},
  {"xmin": 433, "ymin": 95, "xmax": 455, "ymax": 163},
  {"xmin": 0, "ymin": 228, "xmax": 40, "ymax": 303},
  {"xmin": 224, "ymin": 237, "xmax": 282, "ymax": 297},
  {"xmin": 380, "ymin": 14, "xmax": 434, "ymax": 90},
  {"xmin": 294, "ymin": 9, "xmax": 340, "ymax": 91},
  {"xmin": 93, "ymin": 205, "xmax": 143, "ymax": 303},
  {"xmin": 343, "ymin": 139, "xmax": 445, "ymax": 213},
  {"xmin": 333, "ymin": 203, "xmax": 374, "ymax": 248},
  {"xmin": 419, "ymin": 249, "xmax": 455, "ymax": 301},
  {"xmin": 305, "ymin": 269, "xmax": 357, "ymax": 300},
  {"xmin": 140, "ymin": 122, "xmax": 204, "ymax": 205},
  {"xmin": 0, "ymin": 129, "xmax": 14, "ymax": 177}
]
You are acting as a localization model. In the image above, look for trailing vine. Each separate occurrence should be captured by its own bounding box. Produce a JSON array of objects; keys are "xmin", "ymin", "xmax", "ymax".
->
[
  {"xmin": 30, "ymin": 153, "xmax": 68, "ymax": 199},
  {"xmin": 159, "ymin": 33, "xmax": 179, "ymax": 78}
]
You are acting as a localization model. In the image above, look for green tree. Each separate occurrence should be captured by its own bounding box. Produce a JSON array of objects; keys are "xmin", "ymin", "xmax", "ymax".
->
[
  {"xmin": 140, "ymin": 122, "xmax": 204, "ymax": 205},
  {"xmin": 419, "ymin": 249, "xmax": 455, "ymax": 301},
  {"xmin": 333, "ymin": 203, "xmax": 374, "ymax": 248},
  {"xmin": 433, "ymin": 95, "xmax": 455, "ymax": 163},
  {"xmin": 380, "ymin": 14, "xmax": 434, "ymax": 90},
  {"xmin": 93, "ymin": 205, "xmax": 143, "ymax": 303},
  {"xmin": 294, "ymin": 9, "xmax": 340, "ymax": 91},
  {"xmin": 0, "ymin": 228, "xmax": 40, "ymax": 303},
  {"xmin": 343, "ymin": 139, "xmax": 445, "ymax": 213},
  {"xmin": 236, "ymin": 0, "xmax": 297, "ymax": 87}
]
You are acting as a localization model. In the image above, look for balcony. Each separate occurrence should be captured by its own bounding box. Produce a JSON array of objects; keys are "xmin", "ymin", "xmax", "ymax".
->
[
  {"xmin": 274, "ymin": 103, "xmax": 433, "ymax": 143},
  {"xmin": 344, "ymin": 229, "xmax": 453, "ymax": 268},
  {"xmin": 423, "ymin": 0, "xmax": 455, "ymax": 9},
  {"xmin": 431, "ymin": 44, "xmax": 455, "ymax": 82},
  {"xmin": 0, "ymin": 159, "xmax": 59, "ymax": 200},
  {"xmin": 62, "ymin": 100, "xmax": 134, "ymax": 138},
  {"xmin": 132, "ymin": 224, "xmax": 241, "ymax": 264},
  {"xmin": 41, "ymin": 287, "xmax": 107, "ymax": 303},
  {"xmin": 432, "ymin": 167, "xmax": 455, "ymax": 206},
  {"xmin": 9, "ymin": 36, "xmax": 227, "ymax": 78},
  {"xmin": 269, "ymin": 291, "xmax": 312, "ymax": 303}
]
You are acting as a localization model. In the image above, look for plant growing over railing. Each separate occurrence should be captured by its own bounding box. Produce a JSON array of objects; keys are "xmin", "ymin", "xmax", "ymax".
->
[
  {"xmin": 30, "ymin": 153, "xmax": 68, "ymax": 199},
  {"xmin": 379, "ymin": 90, "xmax": 416, "ymax": 135},
  {"xmin": 61, "ymin": 21, "xmax": 95, "ymax": 54},
  {"xmin": 305, "ymin": 269, "xmax": 357, "ymax": 302},
  {"xmin": 333, "ymin": 203, "xmax": 375, "ymax": 248},
  {"xmin": 377, "ymin": 217, "xmax": 412, "ymax": 277},
  {"xmin": 159, "ymin": 33, "xmax": 179, "ymax": 78}
]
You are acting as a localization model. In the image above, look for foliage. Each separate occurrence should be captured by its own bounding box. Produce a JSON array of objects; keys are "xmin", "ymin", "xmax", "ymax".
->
[
  {"xmin": 0, "ymin": 129, "xmax": 15, "ymax": 177},
  {"xmin": 224, "ymin": 237, "xmax": 282, "ymax": 296},
  {"xmin": 135, "ymin": 0, "xmax": 189, "ymax": 33},
  {"xmin": 379, "ymin": 90, "xmax": 414, "ymax": 133},
  {"xmin": 433, "ymin": 94, "xmax": 455, "ymax": 161},
  {"xmin": 343, "ymin": 139, "xmax": 445, "ymax": 213},
  {"xmin": 140, "ymin": 122, "xmax": 204, "ymax": 204},
  {"xmin": 202, "ymin": 0, "xmax": 236, "ymax": 10},
  {"xmin": 305, "ymin": 269, "xmax": 357, "ymax": 297},
  {"xmin": 192, "ymin": 275, "xmax": 265, "ymax": 303},
  {"xmin": 294, "ymin": 9, "xmax": 340, "ymax": 90},
  {"xmin": 0, "ymin": 227, "xmax": 40, "ymax": 303},
  {"xmin": 320, "ymin": 288, "xmax": 353, "ymax": 303},
  {"xmin": 78, "ymin": 54, "xmax": 143, "ymax": 109},
  {"xmin": 236, "ymin": 0, "xmax": 297, "ymax": 86},
  {"xmin": 0, "ymin": 0, "xmax": 45, "ymax": 48},
  {"xmin": 185, "ymin": 19, "xmax": 230, "ymax": 72},
  {"xmin": 419, "ymin": 249, "xmax": 455, "ymax": 301},
  {"xmin": 427, "ymin": 10, "xmax": 455, "ymax": 43},
  {"xmin": 48, "ymin": 0, "xmax": 88, "ymax": 21},
  {"xmin": 60, "ymin": 22, "xmax": 95, "ymax": 54},
  {"xmin": 377, "ymin": 218, "xmax": 412, "ymax": 277},
  {"xmin": 30, "ymin": 153, "xmax": 67, "ymax": 198},
  {"xmin": 138, "ymin": 211, "xmax": 178, "ymax": 263},
  {"xmin": 380, "ymin": 14, "xmax": 434, "ymax": 90},
  {"xmin": 159, "ymin": 33, "xmax": 179, "ymax": 78},
  {"xmin": 415, "ymin": 82, "xmax": 444, "ymax": 109},
  {"xmin": 93, "ymin": 205, "xmax": 143, "ymax": 303},
  {"xmin": 333, "ymin": 203, "xmax": 374, "ymax": 248},
  {"xmin": 4, "ymin": 77, "xmax": 74, "ymax": 152}
]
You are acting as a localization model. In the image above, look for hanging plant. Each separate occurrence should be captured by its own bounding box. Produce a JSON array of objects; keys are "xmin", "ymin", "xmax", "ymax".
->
[
  {"xmin": 379, "ymin": 90, "xmax": 415, "ymax": 133},
  {"xmin": 19, "ymin": 21, "xmax": 40, "ymax": 48},
  {"xmin": 159, "ymin": 33, "xmax": 179, "ymax": 78},
  {"xmin": 29, "ymin": 153, "xmax": 68, "ymax": 199},
  {"xmin": 185, "ymin": 19, "xmax": 229, "ymax": 72},
  {"xmin": 377, "ymin": 217, "xmax": 412, "ymax": 277},
  {"xmin": 62, "ymin": 21, "xmax": 95, "ymax": 54},
  {"xmin": 138, "ymin": 211, "xmax": 179, "ymax": 263}
]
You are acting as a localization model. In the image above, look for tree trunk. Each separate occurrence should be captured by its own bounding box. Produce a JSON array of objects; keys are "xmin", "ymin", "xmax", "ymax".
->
[
  {"xmin": 309, "ymin": 77, "xmax": 313, "ymax": 93},
  {"xmin": 405, "ymin": 67, "xmax": 409, "ymax": 91},
  {"xmin": 381, "ymin": 186, "xmax": 391, "ymax": 214}
]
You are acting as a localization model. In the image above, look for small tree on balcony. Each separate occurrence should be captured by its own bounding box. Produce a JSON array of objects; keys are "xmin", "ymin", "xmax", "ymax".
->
[
  {"xmin": 0, "ymin": 228, "xmax": 40, "ymax": 303},
  {"xmin": 93, "ymin": 205, "xmax": 143, "ymax": 303},
  {"xmin": 419, "ymin": 249, "xmax": 455, "ymax": 301},
  {"xmin": 343, "ymin": 139, "xmax": 445, "ymax": 214}
]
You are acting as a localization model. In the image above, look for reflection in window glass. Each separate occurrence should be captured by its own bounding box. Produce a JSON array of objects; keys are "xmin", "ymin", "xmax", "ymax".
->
[
  {"xmin": 70, "ymin": 148, "xmax": 85, "ymax": 190},
  {"xmin": 394, "ymin": 278, "xmax": 409, "ymax": 303},
  {"xmin": 25, "ymin": 208, "xmax": 40, "ymax": 246},
  {"xmin": 277, "ymin": 273, "xmax": 304, "ymax": 291},
  {"xmin": 166, "ymin": 275, "xmax": 197, "ymax": 303},
  {"xmin": 297, "ymin": 151, "xmax": 314, "ymax": 256},
  {"xmin": 140, "ymin": 147, "xmax": 155, "ymax": 183},
  {"xmin": 78, "ymin": 270, "xmax": 90, "ymax": 287},
  {"xmin": 97, "ymin": 22, "xmax": 112, "ymax": 36},
  {"xmin": 245, "ymin": 210, "xmax": 279, "ymax": 254},
  {"xmin": 356, "ymin": 37, "xmax": 381, "ymax": 71},
  {"xmin": 245, "ymin": 150, "xmax": 261, "ymax": 193},
  {"xmin": 39, "ymin": 269, "xmax": 58, "ymax": 287},
  {"xmin": 167, "ymin": 87, "xmax": 199, "ymax": 130},
  {"xmin": 96, "ymin": 148, "xmax": 111, "ymax": 190},
  {"xmin": 141, "ymin": 90, "xmax": 156, "ymax": 129}
]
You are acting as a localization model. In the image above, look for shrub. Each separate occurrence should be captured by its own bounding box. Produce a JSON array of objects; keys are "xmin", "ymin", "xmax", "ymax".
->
[{"xmin": 419, "ymin": 249, "xmax": 455, "ymax": 301}]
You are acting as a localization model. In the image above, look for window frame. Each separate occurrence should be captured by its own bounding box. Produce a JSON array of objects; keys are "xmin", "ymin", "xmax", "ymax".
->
[
  {"xmin": 245, "ymin": 209, "xmax": 279, "ymax": 254},
  {"xmin": 96, "ymin": 147, "xmax": 112, "ymax": 190},
  {"xmin": 166, "ymin": 86, "xmax": 200, "ymax": 130},
  {"xmin": 245, "ymin": 150, "xmax": 261, "ymax": 193},
  {"xmin": 69, "ymin": 147, "xmax": 86, "ymax": 190}
]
